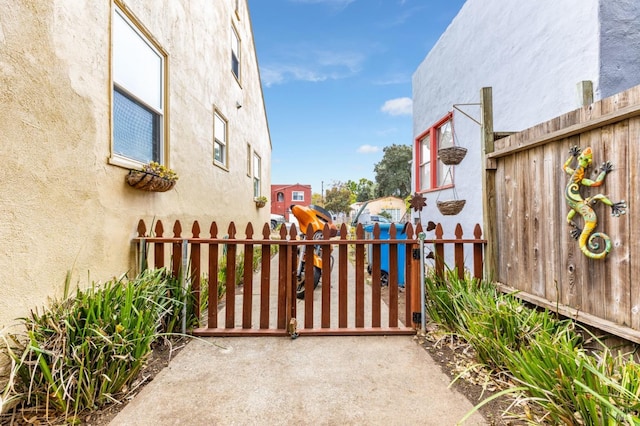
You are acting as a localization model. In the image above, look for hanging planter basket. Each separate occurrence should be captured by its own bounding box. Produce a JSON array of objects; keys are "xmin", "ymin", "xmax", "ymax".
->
[
  {"xmin": 126, "ymin": 170, "xmax": 176, "ymax": 192},
  {"xmin": 438, "ymin": 146, "xmax": 467, "ymax": 165},
  {"xmin": 254, "ymin": 198, "xmax": 267, "ymax": 208},
  {"xmin": 436, "ymin": 200, "xmax": 466, "ymax": 215}
]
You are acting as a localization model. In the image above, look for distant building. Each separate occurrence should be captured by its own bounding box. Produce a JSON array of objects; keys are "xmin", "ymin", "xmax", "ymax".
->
[
  {"xmin": 271, "ymin": 184, "xmax": 312, "ymax": 222},
  {"xmin": 350, "ymin": 196, "xmax": 407, "ymax": 225}
]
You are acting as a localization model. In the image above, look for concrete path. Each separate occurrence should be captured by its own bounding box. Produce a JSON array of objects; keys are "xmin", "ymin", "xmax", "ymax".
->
[{"xmin": 110, "ymin": 253, "xmax": 487, "ymax": 425}]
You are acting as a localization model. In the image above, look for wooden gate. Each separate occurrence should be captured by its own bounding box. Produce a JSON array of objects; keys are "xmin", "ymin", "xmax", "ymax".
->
[{"xmin": 132, "ymin": 219, "xmax": 485, "ymax": 337}]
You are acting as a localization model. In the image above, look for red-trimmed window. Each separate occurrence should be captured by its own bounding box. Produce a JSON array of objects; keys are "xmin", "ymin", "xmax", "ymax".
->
[{"xmin": 415, "ymin": 112, "xmax": 454, "ymax": 192}]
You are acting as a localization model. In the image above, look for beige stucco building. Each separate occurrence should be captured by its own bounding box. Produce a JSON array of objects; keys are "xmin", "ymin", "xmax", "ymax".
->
[{"xmin": 0, "ymin": 0, "xmax": 271, "ymax": 328}]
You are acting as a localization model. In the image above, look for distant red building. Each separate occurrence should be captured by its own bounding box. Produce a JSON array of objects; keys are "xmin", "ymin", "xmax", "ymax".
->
[{"xmin": 271, "ymin": 184, "xmax": 312, "ymax": 222}]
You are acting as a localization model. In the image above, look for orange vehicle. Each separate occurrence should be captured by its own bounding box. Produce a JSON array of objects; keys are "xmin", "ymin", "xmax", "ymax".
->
[{"xmin": 290, "ymin": 204, "xmax": 338, "ymax": 299}]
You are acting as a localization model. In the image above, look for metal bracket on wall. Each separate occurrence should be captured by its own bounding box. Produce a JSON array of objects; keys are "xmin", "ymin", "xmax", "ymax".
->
[{"xmin": 452, "ymin": 103, "xmax": 481, "ymax": 126}]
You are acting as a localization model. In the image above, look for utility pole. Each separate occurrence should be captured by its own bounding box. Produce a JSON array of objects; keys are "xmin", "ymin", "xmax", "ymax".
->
[{"xmin": 321, "ymin": 181, "xmax": 324, "ymax": 205}]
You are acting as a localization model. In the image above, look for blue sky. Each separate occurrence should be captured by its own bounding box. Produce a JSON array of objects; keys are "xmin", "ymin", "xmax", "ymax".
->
[{"xmin": 248, "ymin": 0, "xmax": 466, "ymax": 196}]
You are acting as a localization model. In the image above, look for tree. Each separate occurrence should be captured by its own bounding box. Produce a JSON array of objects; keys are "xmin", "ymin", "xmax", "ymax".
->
[
  {"xmin": 346, "ymin": 178, "xmax": 375, "ymax": 202},
  {"xmin": 374, "ymin": 144, "xmax": 411, "ymax": 199},
  {"xmin": 323, "ymin": 183, "xmax": 353, "ymax": 214},
  {"xmin": 311, "ymin": 193, "xmax": 324, "ymax": 206}
]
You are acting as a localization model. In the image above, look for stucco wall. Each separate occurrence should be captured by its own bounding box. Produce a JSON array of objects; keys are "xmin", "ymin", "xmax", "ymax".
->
[
  {"xmin": 0, "ymin": 0, "xmax": 271, "ymax": 328},
  {"xmin": 412, "ymin": 0, "xmax": 640, "ymax": 270}
]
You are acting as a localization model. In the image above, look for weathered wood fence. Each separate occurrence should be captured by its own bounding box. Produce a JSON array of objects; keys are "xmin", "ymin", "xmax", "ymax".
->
[
  {"xmin": 132, "ymin": 219, "xmax": 486, "ymax": 336},
  {"xmin": 482, "ymin": 84, "xmax": 640, "ymax": 343}
]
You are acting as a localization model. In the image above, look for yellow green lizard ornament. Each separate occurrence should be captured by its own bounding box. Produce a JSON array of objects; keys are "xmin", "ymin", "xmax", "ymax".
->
[{"xmin": 563, "ymin": 146, "xmax": 626, "ymax": 259}]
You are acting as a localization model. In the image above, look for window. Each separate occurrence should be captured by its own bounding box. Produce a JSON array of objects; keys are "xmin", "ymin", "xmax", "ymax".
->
[
  {"xmin": 292, "ymin": 191, "xmax": 304, "ymax": 202},
  {"xmin": 231, "ymin": 25, "xmax": 240, "ymax": 81},
  {"xmin": 253, "ymin": 153, "xmax": 261, "ymax": 197},
  {"xmin": 214, "ymin": 110, "xmax": 228, "ymax": 167},
  {"xmin": 277, "ymin": 192, "xmax": 285, "ymax": 202},
  {"xmin": 415, "ymin": 113, "xmax": 454, "ymax": 191},
  {"xmin": 246, "ymin": 143, "xmax": 252, "ymax": 176},
  {"xmin": 112, "ymin": 5, "xmax": 165, "ymax": 165}
]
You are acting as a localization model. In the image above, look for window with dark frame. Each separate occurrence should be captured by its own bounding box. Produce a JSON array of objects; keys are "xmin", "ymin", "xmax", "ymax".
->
[
  {"xmin": 112, "ymin": 5, "xmax": 165, "ymax": 165},
  {"xmin": 231, "ymin": 25, "xmax": 240, "ymax": 81},
  {"xmin": 214, "ymin": 110, "xmax": 228, "ymax": 167},
  {"xmin": 415, "ymin": 112, "xmax": 454, "ymax": 192}
]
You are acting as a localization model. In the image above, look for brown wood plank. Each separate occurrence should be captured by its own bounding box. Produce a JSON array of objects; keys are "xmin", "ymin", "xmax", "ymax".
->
[
  {"xmin": 605, "ymin": 113, "xmax": 630, "ymax": 327},
  {"xmin": 260, "ymin": 240, "xmax": 271, "ymax": 329},
  {"xmin": 488, "ymin": 102, "xmax": 640, "ymax": 159},
  {"xmin": 242, "ymin": 241, "xmax": 254, "ymax": 329},
  {"xmin": 371, "ymin": 227, "xmax": 382, "ymax": 328},
  {"xmin": 502, "ymin": 155, "xmax": 517, "ymax": 287},
  {"xmin": 388, "ymin": 226, "xmax": 398, "ymax": 327},
  {"xmin": 303, "ymin": 231, "xmax": 315, "ymax": 328},
  {"xmin": 207, "ymin": 222, "xmax": 219, "ymax": 328},
  {"xmin": 171, "ymin": 220, "xmax": 182, "ymax": 278},
  {"xmin": 529, "ymin": 145, "xmax": 545, "ymax": 298},
  {"xmin": 453, "ymin": 224, "xmax": 464, "ymax": 279},
  {"xmin": 154, "ymin": 220, "xmax": 165, "ymax": 268},
  {"xmin": 355, "ymin": 225, "xmax": 365, "ymax": 327},
  {"xmin": 629, "ymin": 101, "xmax": 640, "ymax": 330},
  {"xmin": 321, "ymin": 227, "xmax": 332, "ymax": 328},
  {"xmin": 434, "ymin": 224, "xmax": 444, "ymax": 278},
  {"xmin": 190, "ymin": 221, "xmax": 202, "ymax": 321},
  {"xmin": 338, "ymin": 232, "xmax": 348, "ymax": 328},
  {"xmin": 514, "ymin": 149, "xmax": 529, "ymax": 294},
  {"xmin": 225, "ymin": 224, "xmax": 237, "ymax": 329},
  {"xmin": 472, "ymin": 225, "xmax": 483, "ymax": 280},
  {"xmin": 404, "ymin": 240, "xmax": 414, "ymax": 326}
]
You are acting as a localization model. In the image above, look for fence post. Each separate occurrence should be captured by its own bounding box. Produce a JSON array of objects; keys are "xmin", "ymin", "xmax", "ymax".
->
[
  {"xmin": 191, "ymin": 221, "xmax": 201, "ymax": 322},
  {"xmin": 481, "ymin": 86, "xmax": 498, "ymax": 280},
  {"xmin": 454, "ymin": 224, "xmax": 464, "ymax": 279},
  {"xmin": 418, "ymin": 230, "xmax": 426, "ymax": 335},
  {"xmin": 473, "ymin": 224, "xmax": 484, "ymax": 280}
]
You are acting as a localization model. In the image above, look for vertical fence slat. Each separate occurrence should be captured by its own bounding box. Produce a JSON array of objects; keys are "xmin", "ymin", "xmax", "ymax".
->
[
  {"xmin": 454, "ymin": 224, "xmax": 464, "ymax": 279},
  {"xmin": 371, "ymin": 225, "xmax": 381, "ymax": 328},
  {"xmin": 434, "ymin": 224, "xmax": 444, "ymax": 278},
  {"xmin": 208, "ymin": 222, "xmax": 219, "ymax": 328},
  {"xmin": 319, "ymin": 226, "xmax": 331, "ymax": 328},
  {"xmin": 191, "ymin": 221, "xmax": 201, "ymax": 322},
  {"xmin": 154, "ymin": 220, "xmax": 165, "ymax": 268},
  {"xmin": 242, "ymin": 223, "xmax": 254, "ymax": 329},
  {"xmin": 304, "ymin": 226, "xmax": 315, "ymax": 328},
  {"xmin": 355, "ymin": 225, "xmax": 365, "ymax": 328},
  {"xmin": 225, "ymin": 223, "xmax": 237, "ymax": 328},
  {"xmin": 473, "ymin": 224, "xmax": 484, "ymax": 280},
  {"xmin": 388, "ymin": 225, "xmax": 398, "ymax": 328},
  {"xmin": 171, "ymin": 221, "xmax": 182, "ymax": 278},
  {"xmin": 338, "ymin": 225, "xmax": 348, "ymax": 328},
  {"xmin": 260, "ymin": 225, "xmax": 271, "ymax": 329}
]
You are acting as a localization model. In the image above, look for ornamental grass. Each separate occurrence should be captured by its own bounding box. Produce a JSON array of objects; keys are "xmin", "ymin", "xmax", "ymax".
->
[
  {"xmin": 424, "ymin": 269, "xmax": 640, "ymax": 425},
  {"xmin": 1, "ymin": 267, "xmax": 197, "ymax": 423}
]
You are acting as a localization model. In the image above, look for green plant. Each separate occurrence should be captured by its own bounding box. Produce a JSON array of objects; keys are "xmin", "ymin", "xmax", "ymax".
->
[
  {"xmin": 3, "ymin": 268, "xmax": 196, "ymax": 422},
  {"xmin": 424, "ymin": 269, "xmax": 640, "ymax": 424},
  {"xmin": 142, "ymin": 161, "xmax": 178, "ymax": 182}
]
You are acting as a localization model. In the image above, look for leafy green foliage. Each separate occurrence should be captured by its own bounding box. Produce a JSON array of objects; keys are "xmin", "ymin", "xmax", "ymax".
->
[
  {"xmin": 424, "ymin": 270, "xmax": 640, "ymax": 424},
  {"xmin": 3, "ymin": 268, "xmax": 196, "ymax": 422},
  {"xmin": 374, "ymin": 144, "xmax": 412, "ymax": 198},
  {"xmin": 324, "ymin": 183, "xmax": 353, "ymax": 214}
]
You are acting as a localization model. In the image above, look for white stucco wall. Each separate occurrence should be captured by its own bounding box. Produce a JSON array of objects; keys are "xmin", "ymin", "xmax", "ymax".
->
[
  {"xmin": 0, "ymin": 0, "xmax": 271, "ymax": 328},
  {"xmin": 412, "ymin": 0, "xmax": 640, "ymax": 271}
]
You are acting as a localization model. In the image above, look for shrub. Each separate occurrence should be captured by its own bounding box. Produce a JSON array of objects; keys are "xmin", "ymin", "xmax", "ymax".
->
[
  {"xmin": 424, "ymin": 269, "xmax": 640, "ymax": 424},
  {"xmin": 2, "ymin": 268, "xmax": 196, "ymax": 422}
]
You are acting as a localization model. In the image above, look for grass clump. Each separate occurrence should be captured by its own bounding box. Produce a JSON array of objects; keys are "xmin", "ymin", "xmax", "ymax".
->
[
  {"xmin": 425, "ymin": 269, "xmax": 640, "ymax": 425},
  {"xmin": 1, "ymin": 267, "xmax": 197, "ymax": 423}
]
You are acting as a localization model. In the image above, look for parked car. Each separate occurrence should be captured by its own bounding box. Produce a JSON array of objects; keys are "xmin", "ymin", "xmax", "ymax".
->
[
  {"xmin": 270, "ymin": 214, "xmax": 286, "ymax": 229},
  {"xmin": 370, "ymin": 215, "xmax": 391, "ymax": 224}
]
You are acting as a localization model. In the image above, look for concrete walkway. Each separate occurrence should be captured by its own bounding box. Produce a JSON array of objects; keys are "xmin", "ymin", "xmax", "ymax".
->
[{"xmin": 110, "ymin": 254, "xmax": 487, "ymax": 425}]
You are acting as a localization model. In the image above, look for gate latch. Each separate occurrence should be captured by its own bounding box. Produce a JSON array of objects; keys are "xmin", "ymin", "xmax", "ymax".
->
[
  {"xmin": 288, "ymin": 318, "xmax": 299, "ymax": 339},
  {"xmin": 412, "ymin": 248, "xmax": 420, "ymax": 260},
  {"xmin": 412, "ymin": 312, "xmax": 422, "ymax": 324}
]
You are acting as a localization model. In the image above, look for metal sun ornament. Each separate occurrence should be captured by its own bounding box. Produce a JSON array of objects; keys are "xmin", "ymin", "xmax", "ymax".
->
[{"xmin": 410, "ymin": 192, "xmax": 427, "ymax": 212}]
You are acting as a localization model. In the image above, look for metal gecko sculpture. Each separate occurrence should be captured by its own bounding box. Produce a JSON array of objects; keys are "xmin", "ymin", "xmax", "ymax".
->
[{"xmin": 562, "ymin": 146, "xmax": 626, "ymax": 259}]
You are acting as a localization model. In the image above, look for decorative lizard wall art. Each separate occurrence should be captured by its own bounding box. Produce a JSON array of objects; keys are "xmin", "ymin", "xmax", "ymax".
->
[{"xmin": 563, "ymin": 146, "xmax": 626, "ymax": 259}]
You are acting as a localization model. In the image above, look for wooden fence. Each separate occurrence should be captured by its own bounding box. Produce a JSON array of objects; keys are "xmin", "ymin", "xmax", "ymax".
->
[
  {"xmin": 482, "ymin": 84, "xmax": 640, "ymax": 344},
  {"xmin": 132, "ymin": 219, "xmax": 486, "ymax": 336}
]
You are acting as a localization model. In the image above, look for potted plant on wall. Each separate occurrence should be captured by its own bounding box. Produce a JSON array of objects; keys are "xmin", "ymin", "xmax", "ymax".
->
[
  {"xmin": 126, "ymin": 161, "xmax": 179, "ymax": 192},
  {"xmin": 254, "ymin": 196, "xmax": 268, "ymax": 208}
]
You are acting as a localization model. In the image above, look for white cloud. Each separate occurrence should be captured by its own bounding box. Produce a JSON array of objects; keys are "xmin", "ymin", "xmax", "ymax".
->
[
  {"xmin": 381, "ymin": 97, "xmax": 412, "ymax": 116},
  {"xmin": 259, "ymin": 49, "xmax": 364, "ymax": 87},
  {"xmin": 357, "ymin": 144, "xmax": 380, "ymax": 154}
]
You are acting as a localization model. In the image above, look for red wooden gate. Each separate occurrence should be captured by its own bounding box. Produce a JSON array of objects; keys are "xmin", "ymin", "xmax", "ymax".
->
[{"xmin": 132, "ymin": 220, "xmax": 485, "ymax": 337}]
